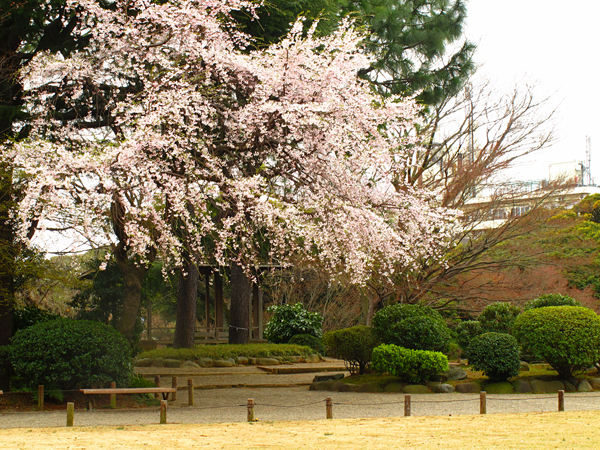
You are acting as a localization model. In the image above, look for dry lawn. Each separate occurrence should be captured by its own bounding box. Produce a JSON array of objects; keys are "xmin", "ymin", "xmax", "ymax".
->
[{"xmin": 1, "ymin": 411, "xmax": 599, "ymax": 449}]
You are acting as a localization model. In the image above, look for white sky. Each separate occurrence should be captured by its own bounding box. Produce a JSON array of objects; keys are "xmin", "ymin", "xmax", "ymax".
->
[{"xmin": 464, "ymin": 0, "xmax": 600, "ymax": 183}]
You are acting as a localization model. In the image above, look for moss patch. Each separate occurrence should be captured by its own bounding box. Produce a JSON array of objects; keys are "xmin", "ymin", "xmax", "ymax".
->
[{"xmin": 138, "ymin": 344, "xmax": 314, "ymax": 361}]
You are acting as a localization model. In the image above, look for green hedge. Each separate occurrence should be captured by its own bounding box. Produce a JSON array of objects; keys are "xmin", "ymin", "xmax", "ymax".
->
[
  {"xmin": 372, "ymin": 344, "xmax": 448, "ymax": 383},
  {"xmin": 288, "ymin": 334, "xmax": 325, "ymax": 355},
  {"xmin": 513, "ymin": 306, "xmax": 600, "ymax": 378},
  {"xmin": 323, "ymin": 326, "xmax": 379, "ymax": 375},
  {"xmin": 264, "ymin": 303, "xmax": 323, "ymax": 343},
  {"xmin": 11, "ymin": 319, "xmax": 133, "ymax": 390},
  {"xmin": 477, "ymin": 302, "xmax": 521, "ymax": 334},
  {"xmin": 389, "ymin": 315, "xmax": 451, "ymax": 352},
  {"xmin": 468, "ymin": 332, "xmax": 521, "ymax": 381},
  {"xmin": 372, "ymin": 304, "xmax": 449, "ymax": 350},
  {"xmin": 455, "ymin": 320, "xmax": 483, "ymax": 357},
  {"xmin": 524, "ymin": 294, "xmax": 580, "ymax": 310}
]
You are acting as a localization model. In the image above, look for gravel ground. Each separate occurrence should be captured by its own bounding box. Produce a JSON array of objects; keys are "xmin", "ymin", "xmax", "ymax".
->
[
  {"xmin": 3, "ymin": 388, "xmax": 600, "ymax": 429},
  {"xmin": 4, "ymin": 361, "xmax": 600, "ymax": 429}
]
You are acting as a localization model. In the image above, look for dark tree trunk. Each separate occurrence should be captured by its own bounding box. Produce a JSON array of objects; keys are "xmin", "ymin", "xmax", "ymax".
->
[
  {"xmin": 0, "ymin": 166, "xmax": 15, "ymax": 348},
  {"xmin": 114, "ymin": 254, "xmax": 147, "ymax": 343},
  {"xmin": 229, "ymin": 263, "xmax": 251, "ymax": 344},
  {"xmin": 173, "ymin": 259, "xmax": 199, "ymax": 348}
]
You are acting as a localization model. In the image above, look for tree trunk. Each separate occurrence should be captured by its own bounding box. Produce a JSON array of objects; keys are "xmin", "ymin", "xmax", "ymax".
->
[
  {"xmin": 114, "ymin": 255, "xmax": 147, "ymax": 343},
  {"xmin": 229, "ymin": 263, "xmax": 251, "ymax": 344},
  {"xmin": 173, "ymin": 259, "xmax": 199, "ymax": 348}
]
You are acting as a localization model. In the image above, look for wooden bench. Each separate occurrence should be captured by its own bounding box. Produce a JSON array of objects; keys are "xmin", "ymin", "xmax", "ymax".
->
[{"xmin": 80, "ymin": 388, "xmax": 176, "ymax": 409}]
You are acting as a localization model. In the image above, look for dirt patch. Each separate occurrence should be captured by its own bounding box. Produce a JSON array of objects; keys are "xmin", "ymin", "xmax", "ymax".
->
[{"xmin": 0, "ymin": 411, "xmax": 599, "ymax": 449}]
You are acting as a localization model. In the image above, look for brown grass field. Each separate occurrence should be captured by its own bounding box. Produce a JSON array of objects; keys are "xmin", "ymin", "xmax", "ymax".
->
[{"xmin": 0, "ymin": 411, "xmax": 598, "ymax": 449}]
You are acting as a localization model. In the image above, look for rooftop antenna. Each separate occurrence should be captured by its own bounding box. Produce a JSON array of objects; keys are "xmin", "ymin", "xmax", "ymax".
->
[{"xmin": 586, "ymin": 136, "xmax": 592, "ymax": 186}]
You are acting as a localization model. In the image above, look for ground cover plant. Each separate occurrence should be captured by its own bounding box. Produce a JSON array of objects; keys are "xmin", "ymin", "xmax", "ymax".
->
[{"xmin": 138, "ymin": 343, "xmax": 315, "ymax": 361}]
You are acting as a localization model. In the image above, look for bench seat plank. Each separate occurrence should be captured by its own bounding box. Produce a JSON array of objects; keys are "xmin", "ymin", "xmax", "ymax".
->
[{"xmin": 81, "ymin": 388, "xmax": 176, "ymax": 395}]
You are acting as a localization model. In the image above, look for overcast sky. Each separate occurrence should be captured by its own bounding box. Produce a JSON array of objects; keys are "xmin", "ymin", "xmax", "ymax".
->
[{"xmin": 464, "ymin": 0, "xmax": 600, "ymax": 183}]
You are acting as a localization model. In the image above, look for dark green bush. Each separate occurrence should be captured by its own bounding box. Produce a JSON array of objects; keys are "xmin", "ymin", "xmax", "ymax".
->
[
  {"xmin": 467, "ymin": 332, "xmax": 521, "ymax": 381},
  {"xmin": 11, "ymin": 319, "xmax": 133, "ymax": 390},
  {"xmin": 372, "ymin": 304, "xmax": 447, "ymax": 345},
  {"xmin": 13, "ymin": 305, "xmax": 61, "ymax": 333},
  {"xmin": 288, "ymin": 334, "xmax": 325, "ymax": 355},
  {"xmin": 323, "ymin": 325, "xmax": 379, "ymax": 375},
  {"xmin": 264, "ymin": 303, "xmax": 323, "ymax": 344},
  {"xmin": 0, "ymin": 345, "xmax": 13, "ymax": 380},
  {"xmin": 524, "ymin": 294, "xmax": 580, "ymax": 310},
  {"xmin": 477, "ymin": 302, "xmax": 521, "ymax": 334},
  {"xmin": 513, "ymin": 306, "xmax": 600, "ymax": 378},
  {"xmin": 372, "ymin": 344, "xmax": 448, "ymax": 383},
  {"xmin": 455, "ymin": 320, "xmax": 483, "ymax": 357},
  {"xmin": 389, "ymin": 315, "xmax": 451, "ymax": 352}
]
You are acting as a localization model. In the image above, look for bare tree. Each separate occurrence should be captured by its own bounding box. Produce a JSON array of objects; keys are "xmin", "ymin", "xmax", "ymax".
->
[{"xmin": 362, "ymin": 79, "xmax": 563, "ymax": 321}]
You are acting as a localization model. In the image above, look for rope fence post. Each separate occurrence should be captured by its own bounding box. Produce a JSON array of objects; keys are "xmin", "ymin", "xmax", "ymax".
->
[
  {"xmin": 171, "ymin": 377, "xmax": 178, "ymax": 402},
  {"xmin": 326, "ymin": 397, "xmax": 333, "ymax": 419},
  {"xmin": 160, "ymin": 400, "xmax": 167, "ymax": 424},
  {"xmin": 247, "ymin": 398, "xmax": 255, "ymax": 422},
  {"xmin": 66, "ymin": 402, "xmax": 74, "ymax": 427},
  {"xmin": 110, "ymin": 382, "xmax": 116, "ymax": 408},
  {"xmin": 38, "ymin": 385, "xmax": 44, "ymax": 410},
  {"xmin": 480, "ymin": 391, "xmax": 486, "ymax": 415},
  {"xmin": 404, "ymin": 394, "xmax": 411, "ymax": 417},
  {"xmin": 558, "ymin": 390, "xmax": 565, "ymax": 412},
  {"xmin": 188, "ymin": 379, "xmax": 194, "ymax": 406},
  {"xmin": 154, "ymin": 376, "xmax": 161, "ymax": 399}
]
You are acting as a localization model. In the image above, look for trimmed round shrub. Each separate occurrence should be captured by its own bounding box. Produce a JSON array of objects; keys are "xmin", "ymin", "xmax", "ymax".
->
[
  {"xmin": 455, "ymin": 320, "xmax": 483, "ymax": 357},
  {"xmin": 264, "ymin": 303, "xmax": 323, "ymax": 344},
  {"xmin": 288, "ymin": 334, "xmax": 326, "ymax": 355},
  {"xmin": 372, "ymin": 344, "xmax": 448, "ymax": 383},
  {"xmin": 389, "ymin": 315, "xmax": 451, "ymax": 352},
  {"xmin": 524, "ymin": 294, "xmax": 580, "ymax": 310},
  {"xmin": 323, "ymin": 326, "xmax": 379, "ymax": 375},
  {"xmin": 477, "ymin": 302, "xmax": 521, "ymax": 334},
  {"xmin": 372, "ymin": 304, "xmax": 448, "ymax": 346},
  {"xmin": 513, "ymin": 306, "xmax": 600, "ymax": 378},
  {"xmin": 11, "ymin": 319, "xmax": 133, "ymax": 390},
  {"xmin": 467, "ymin": 332, "xmax": 521, "ymax": 381}
]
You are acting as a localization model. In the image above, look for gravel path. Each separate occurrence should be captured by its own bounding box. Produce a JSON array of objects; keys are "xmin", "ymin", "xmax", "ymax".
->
[
  {"xmin": 4, "ymin": 361, "xmax": 600, "ymax": 429},
  {"xmin": 3, "ymin": 388, "xmax": 600, "ymax": 429}
]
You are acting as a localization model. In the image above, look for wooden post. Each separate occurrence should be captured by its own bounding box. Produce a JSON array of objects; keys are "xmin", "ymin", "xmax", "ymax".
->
[
  {"xmin": 480, "ymin": 391, "xmax": 487, "ymax": 415},
  {"xmin": 404, "ymin": 394, "xmax": 411, "ymax": 417},
  {"xmin": 154, "ymin": 376, "xmax": 161, "ymax": 399},
  {"xmin": 37, "ymin": 385, "xmax": 44, "ymax": 410},
  {"xmin": 558, "ymin": 390, "xmax": 565, "ymax": 412},
  {"xmin": 160, "ymin": 400, "xmax": 167, "ymax": 424},
  {"xmin": 110, "ymin": 382, "xmax": 117, "ymax": 408},
  {"xmin": 188, "ymin": 379, "xmax": 194, "ymax": 406},
  {"xmin": 247, "ymin": 398, "xmax": 255, "ymax": 422},
  {"xmin": 326, "ymin": 396, "xmax": 333, "ymax": 419},
  {"xmin": 171, "ymin": 377, "xmax": 178, "ymax": 402},
  {"xmin": 66, "ymin": 402, "xmax": 74, "ymax": 427}
]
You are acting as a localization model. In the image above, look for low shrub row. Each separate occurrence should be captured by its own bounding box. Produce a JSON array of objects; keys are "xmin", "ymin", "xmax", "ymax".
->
[{"xmin": 372, "ymin": 344, "xmax": 448, "ymax": 383}]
